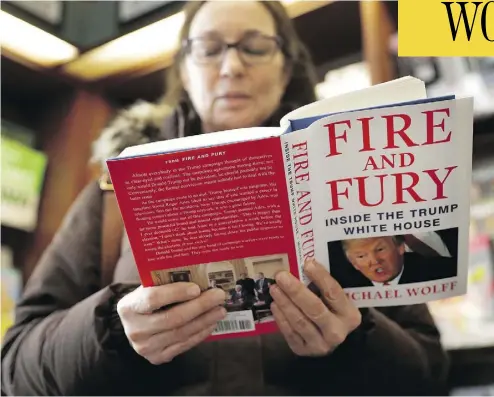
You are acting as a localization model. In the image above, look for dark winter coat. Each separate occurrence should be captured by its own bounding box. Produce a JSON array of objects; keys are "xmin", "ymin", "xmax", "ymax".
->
[{"xmin": 1, "ymin": 101, "xmax": 450, "ymax": 396}]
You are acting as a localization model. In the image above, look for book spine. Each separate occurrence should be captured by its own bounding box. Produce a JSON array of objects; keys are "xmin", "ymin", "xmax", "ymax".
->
[{"xmin": 281, "ymin": 136, "xmax": 314, "ymax": 284}]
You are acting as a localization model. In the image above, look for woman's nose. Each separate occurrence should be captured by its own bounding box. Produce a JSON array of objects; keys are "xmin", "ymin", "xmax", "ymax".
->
[{"xmin": 220, "ymin": 48, "xmax": 245, "ymax": 77}]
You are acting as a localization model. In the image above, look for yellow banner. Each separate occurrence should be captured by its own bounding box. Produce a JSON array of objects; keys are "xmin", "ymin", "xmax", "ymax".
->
[{"xmin": 398, "ymin": 0, "xmax": 494, "ymax": 56}]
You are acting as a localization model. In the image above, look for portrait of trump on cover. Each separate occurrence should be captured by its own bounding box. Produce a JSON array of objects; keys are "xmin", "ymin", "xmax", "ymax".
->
[{"xmin": 329, "ymin": 234, "xmax": 458, "ymax": 289}]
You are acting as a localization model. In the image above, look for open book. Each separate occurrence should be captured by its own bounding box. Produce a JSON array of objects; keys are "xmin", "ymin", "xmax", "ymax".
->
[{"xmin": 107, "ymin": 77, "xmax": 474, "ymax": 338}]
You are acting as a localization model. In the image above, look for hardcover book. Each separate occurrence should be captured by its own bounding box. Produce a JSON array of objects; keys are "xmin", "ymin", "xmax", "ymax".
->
[{"xmin": 107, "ymin": 76, "xmax": 474, "ymax": 338}]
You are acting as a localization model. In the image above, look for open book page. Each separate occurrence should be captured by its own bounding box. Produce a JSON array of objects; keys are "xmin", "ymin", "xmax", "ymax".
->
[
  {"xmin": 116, "ymin": 126, "xmax": 283, "ymax": 159},
  {"xmin": 107, "ymin": 137, "xmax": 299, "ymax": 336},
  {"xmin": 282, "ymin": 96, "xmax": 474, "ymax": 307},
  {"xmin": 280, "ymin": 76, "xmax": 427, "ymax": 131}
]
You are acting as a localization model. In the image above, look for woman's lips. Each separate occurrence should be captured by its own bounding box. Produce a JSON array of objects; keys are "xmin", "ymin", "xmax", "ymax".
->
[{"xmin": 217, "ymin": 94, "xmax": 251, "ymax": 107}]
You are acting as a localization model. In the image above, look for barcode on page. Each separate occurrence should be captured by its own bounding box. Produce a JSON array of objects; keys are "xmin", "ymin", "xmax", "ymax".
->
[
  {"xmin": 212, "ymin": 310, "xmax": 255, "ymax": 335},
  {"xmin": 215, "ymin": 319, "xmax": 254, "ymax": 333}
]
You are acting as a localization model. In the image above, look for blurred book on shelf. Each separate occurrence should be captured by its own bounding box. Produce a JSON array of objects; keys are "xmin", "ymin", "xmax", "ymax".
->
[
  {"xmin": 1, "ymin": 130, "xmax": 47, "ymax": 232},
  {"xmin": 471, "ymin": 158, "xmax": 494, "ymax": 240},
  {"xmin": 428, "ymin": 159, "xmax": 494, "ymax": 350},
  {"xmin": 428, "ymin": 232, "xmax": 494, "ymax": 350},
  {"xmin": 1, "ymin": 246, "xmax": 22, "ymax": 342}
]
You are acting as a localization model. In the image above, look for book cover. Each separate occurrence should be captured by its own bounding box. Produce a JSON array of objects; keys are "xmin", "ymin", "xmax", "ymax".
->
[
  {"xmin": 283, "ymin": 95, "xmax": 473, "ymax": 308},
  {"xmin": 107, "ymin": 77, "xmax": 474, "ymax": 338}
]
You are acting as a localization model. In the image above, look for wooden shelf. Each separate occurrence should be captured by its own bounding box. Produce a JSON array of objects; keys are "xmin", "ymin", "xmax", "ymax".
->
[{"xmin": 1, "ymin": 55, "xmax": 115, "ymax": 280}]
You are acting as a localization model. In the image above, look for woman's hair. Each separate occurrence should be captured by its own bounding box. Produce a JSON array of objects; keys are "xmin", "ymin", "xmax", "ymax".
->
[{"xmin": 162, "ymin": 0, "xmax": 318, "ymax": 109}]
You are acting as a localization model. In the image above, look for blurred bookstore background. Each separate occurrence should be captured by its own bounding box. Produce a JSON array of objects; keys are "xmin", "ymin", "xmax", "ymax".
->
[{"xmin": 1, "ymin": 1, "xmax": 493, "ymax": 394}]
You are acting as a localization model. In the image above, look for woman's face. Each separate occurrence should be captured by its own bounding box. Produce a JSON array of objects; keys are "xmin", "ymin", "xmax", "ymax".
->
[{"xmin": 181, "ymin": 1, "xmax": 289, "ymax": 133}]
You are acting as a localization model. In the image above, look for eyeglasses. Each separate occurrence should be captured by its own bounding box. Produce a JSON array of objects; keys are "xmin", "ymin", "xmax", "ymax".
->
[{"xmin": 183, "ymin": 33, "xmax": 283, "ymax": 66}]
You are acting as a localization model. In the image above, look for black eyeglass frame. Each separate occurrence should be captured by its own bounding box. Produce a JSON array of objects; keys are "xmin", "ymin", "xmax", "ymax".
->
[{"xmin": 181, "ymin": 33, "xmax": 285, "ymax": 65}]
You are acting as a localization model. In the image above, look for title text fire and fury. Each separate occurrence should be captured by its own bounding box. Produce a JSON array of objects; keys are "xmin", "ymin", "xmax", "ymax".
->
[
  {"xmin": 322, "ymin": 107, "xmax": 457, "ymax": 211},
  {"xmin": 291, "ymin": 141, "xmax": 315, "ymax": 262}
]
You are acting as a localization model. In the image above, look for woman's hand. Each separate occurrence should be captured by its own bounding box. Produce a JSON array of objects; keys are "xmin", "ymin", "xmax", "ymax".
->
[
  {"xmin": 117, "ymin": 283, "xmax": 226, "ymax": 365},
  {"xmin": 270, "ymin": 258, "xmax": 361, "ymax": 357}
]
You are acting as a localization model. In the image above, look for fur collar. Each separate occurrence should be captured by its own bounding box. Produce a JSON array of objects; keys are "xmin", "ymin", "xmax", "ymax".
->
[{"xmin": 91, "ymin": 100, "xmax": 176, "ymax": 171}]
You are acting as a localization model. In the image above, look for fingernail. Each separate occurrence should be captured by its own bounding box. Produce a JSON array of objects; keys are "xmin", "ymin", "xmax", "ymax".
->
[
  {"xmin": 214, "ymin": 289, "xmax": 226, "ymax": 302},
  {"xmin": 218, "ymin": 307, "xmax": 227, "ymax": 317},
  {"xmin": 326, "ymin": 285, "xmax": 338, "ymax": 300},
  {"xmin": 188, "ymin": 285, "xmax": 200, "ymax": 297},
  {"xmin": 276, "ymin": 271, "xmax": 290, "ymax": 286},
  {"xmin": 304, "ymin": 257, "xmax": 316, "ymax": 271}
]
